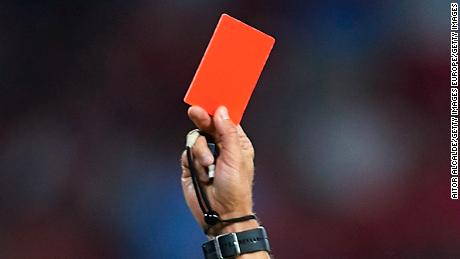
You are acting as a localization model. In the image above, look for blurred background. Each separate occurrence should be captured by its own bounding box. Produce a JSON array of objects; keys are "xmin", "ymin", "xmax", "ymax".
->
[{"xmin": 0, "ymin": 0, "xmax": 455, "ymax": 258}]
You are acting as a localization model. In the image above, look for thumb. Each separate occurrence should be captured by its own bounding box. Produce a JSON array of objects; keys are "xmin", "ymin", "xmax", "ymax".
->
[{"xmin": 213, "ymin": 106, "xmax": 240, "ymax": 157}]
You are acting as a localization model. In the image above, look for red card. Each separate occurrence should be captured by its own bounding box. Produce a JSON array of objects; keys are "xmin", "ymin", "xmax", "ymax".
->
[{"xmin": 184, "ymin": 13, "xmax": 275, "ymax": 124}]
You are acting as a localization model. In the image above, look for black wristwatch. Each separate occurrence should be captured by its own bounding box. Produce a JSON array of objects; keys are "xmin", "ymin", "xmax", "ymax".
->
[{"xmin": 202, "ymin": 226, "xmax": 270, "ymax": 259}]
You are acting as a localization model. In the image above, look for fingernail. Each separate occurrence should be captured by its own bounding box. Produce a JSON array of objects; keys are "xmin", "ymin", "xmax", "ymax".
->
[
  {"xmin": 203, "ymin": 154, "xmax": 214, "ymax": 164},
  {"xmin": 219, "ymin": 106, "xmax": 229, "ymax": 120}
]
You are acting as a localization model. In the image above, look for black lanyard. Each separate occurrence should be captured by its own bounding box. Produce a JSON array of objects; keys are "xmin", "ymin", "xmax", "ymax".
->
[{"xmin": 186, "ymin": 130, "xmax": 257, "ymax": 233}]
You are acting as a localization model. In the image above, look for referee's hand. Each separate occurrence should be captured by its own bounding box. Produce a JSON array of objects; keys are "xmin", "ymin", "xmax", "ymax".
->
[{"xmin": 181, "ymin": 105, "xmax": 259, "ymax": 236}]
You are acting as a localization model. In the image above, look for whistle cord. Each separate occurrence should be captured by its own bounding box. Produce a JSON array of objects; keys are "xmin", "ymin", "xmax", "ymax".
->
[
  {"xmin": 186, "ymin": 146, "xmax": 211, "ymax": 214},
  {"xmin": 186, "ymin": 144, "xmax": 257, "ymax": 232}
]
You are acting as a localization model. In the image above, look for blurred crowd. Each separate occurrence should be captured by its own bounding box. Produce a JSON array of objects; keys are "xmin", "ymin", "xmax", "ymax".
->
[{"xmin": 0, "ymin": 1, "xmax": 456, "ymax": 258}]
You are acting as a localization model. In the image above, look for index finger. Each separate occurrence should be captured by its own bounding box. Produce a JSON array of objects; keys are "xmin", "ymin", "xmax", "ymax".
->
[{"xmin": 187, "ymin": 106, "xmax": 215, "ymax": 133}]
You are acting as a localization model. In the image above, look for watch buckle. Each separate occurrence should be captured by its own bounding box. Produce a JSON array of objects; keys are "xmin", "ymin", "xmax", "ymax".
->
[{"xmin": 214, "ymin": 232, "xmax": 241, "ymax": 259}]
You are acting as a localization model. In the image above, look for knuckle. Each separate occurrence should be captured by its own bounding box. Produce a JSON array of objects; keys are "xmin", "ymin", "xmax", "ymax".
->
[
  {"xmin": 249, "ymin": 148, "xmax": 255, "ymax": 159},
  {"xmin": 227, "ymin": 125, "xmax": 238, "ymax": 136},
  {"xmin": 181, "ymin": 150, "xmax": 189, "ymax": 167}
]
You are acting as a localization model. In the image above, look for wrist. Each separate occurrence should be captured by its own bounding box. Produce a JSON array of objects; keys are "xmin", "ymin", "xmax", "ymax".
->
[
  {"xmin": 203, "ymin": 206, "xmax": 256, "ymax": 236},
  {"xmin": 210, "ymin": 219, "xmax": 260, "ymax": 237}
]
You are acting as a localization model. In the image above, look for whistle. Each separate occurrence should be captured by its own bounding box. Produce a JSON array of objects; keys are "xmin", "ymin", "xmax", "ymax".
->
[{"xmin": 185, "ymin": 130, "xmax": 219, "ymax": 180}]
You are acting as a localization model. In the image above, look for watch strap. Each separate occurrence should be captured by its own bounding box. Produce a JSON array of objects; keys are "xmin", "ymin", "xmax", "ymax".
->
[{"xmin": 202, "ymin": 226, "xmax": 270, "ymax": 259}]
